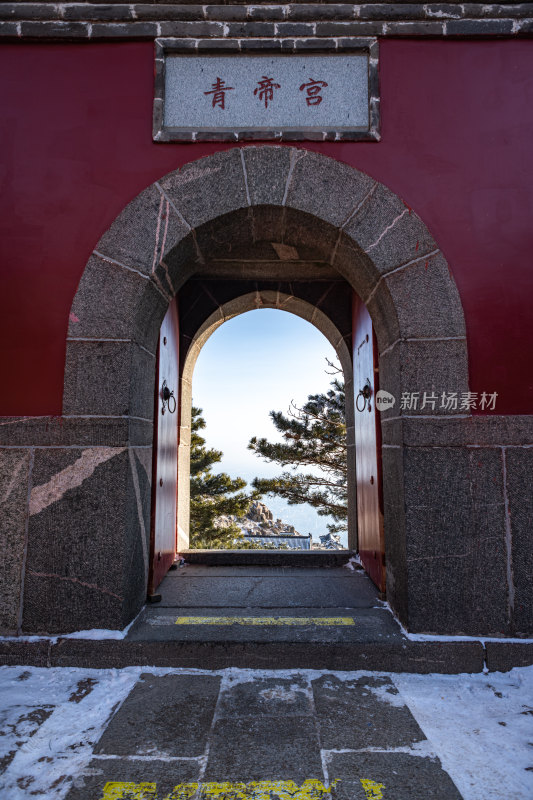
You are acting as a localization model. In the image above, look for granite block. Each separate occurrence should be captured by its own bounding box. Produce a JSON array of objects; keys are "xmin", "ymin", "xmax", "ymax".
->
[
  {"xmin": 164, "ymin": 230, "xmax": 204, "ymax": 293},
  {"xmin": 364, "ymin": 278, "xmax": 400, "ymax": 352},
  {"xmin": 328, "ymin": 752, "xmax": 462, "ymax": 799},
  {"xmin": 251, "ymin": 204, "xmax": 286, "ymax": 243},
  {"xmin": 94, "ymin": 674, "xmax": 220, "ymax": 757},
  {"xmin": 403, "ymin": 447, "xmax": 509, "ymax": 634},
  {"xmin": 194, "ymin": 207, "xmax": 254, "ymax": 261},
  {"xmin": 0, "ymin": 417, "xmax": 152, "ymax": 448},
  {"xmin": 505, "ymin": 447, "xmax": 533, "ymax": 634},
  {"xmin": 283, "ymin": 206, "xmax": 339, "ymax": 262},
  {"xmin": 344, "ymin": 183, "xmax": 437, "ymax": 275},
  {"xmin": 242, "ymin": 145, "xmax": 292, "ymax": 206},
  {"xmin": 312, "ymin": 674, "xmax": 425, "ymax": 750},
  {"xmin": 22, "ymin": 447, "xmax": 130, "ymax": 633},
  {"xmin": 68, "ymin": 254, "xmax": 167, "ymax": 348},
  {"xmin": 0, "ymin": 449, "xmax": 31, "ymax": 632},
  {"xmin": 485, "ymin": 641, "xmax": 533, "ymax": 672},
  {"xmin": 63, "ymin": 340, "xmax": 155, "ymax": 419},
  {"xmin": 286, "ymin": 149, "xmax": 376, "ymax": 228},
  {"xmin": 379, "ymin": 250, "xmax": 466, "ymax": 340},
  {"xmin": 0, "ymin": 640, "xmax": 50, "ymax": 667},
  {"xmin": 65, "ymin": 757, "xmax": 200, "ymax": 800},
  {"xmin": 96, "ymin": 183, "xmax": 190, "ymax": 278},
  {"xmin": 204, "ymin": 715, "xmax": 323, "ymax": 781},
  {"xmin": 216, "ymin": 676, "xmax": 313, "ymax": 718},
  {"xmin": 379, "ymin": 338, "xmax": 469, "ymax": 419},
  {"xmin": 332, "ymin": 231, "xmax": 378, "ymax": 302},
  {"xmin": 160, "ymin": 149, "xmax": 248, "ymax": 229},
  {"xmin": 390, "ymin": 416, "xmax": 533, "ymax": 448}
]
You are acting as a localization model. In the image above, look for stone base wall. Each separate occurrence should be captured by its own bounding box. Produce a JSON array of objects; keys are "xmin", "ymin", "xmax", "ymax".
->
[
  {"xmin": 0, "ymin": 417, "xmax": 152, "ymax": 635},
  {"xmin": 1, "ymin": 414, "xmax": 532, "ymax": 636},
  {"xmin": 382, "ymin": 416, "xmax": 533, "ymax": 636}
]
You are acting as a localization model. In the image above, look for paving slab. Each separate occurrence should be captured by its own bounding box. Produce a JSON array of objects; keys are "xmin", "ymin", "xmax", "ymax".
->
[
  {"xmin": 204, "ymin": 716, "xmax": 324, "ymax": 782},
  {"xmin": 485, "ymin": 641, "xmax": 533, "ymax": 671},
  {"xmin": 312, "ymin": 674, "xmax": 426, "ymax": 750},
  {"xmin": 94, "ymin": 674, "xmax": 220, "ymax": 757},
  {"xmin": 65, "ymin": 758, "xmax": 201, "ymax": 800},
  {"xmin": 328, "ymin": 752, "xmax": 463, "ymax": 799},
  {"xmin": 216, "ymin": 676, "xmax": 314, "ymax": 718}
]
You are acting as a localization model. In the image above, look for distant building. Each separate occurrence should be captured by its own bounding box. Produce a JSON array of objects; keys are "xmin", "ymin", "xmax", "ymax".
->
[{"xmin": 243, "ymin": 533, "xmax": 312, "ymax": 551}]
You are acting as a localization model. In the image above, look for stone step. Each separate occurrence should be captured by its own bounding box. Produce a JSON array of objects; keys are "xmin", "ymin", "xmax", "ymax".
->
[
  {"xmin": 179, "ymin": 549, "xmax": 356, "ymax": 567},
  {"xmin": 0, "ymin": 637, "xmax": 487, "ymax": 673}
]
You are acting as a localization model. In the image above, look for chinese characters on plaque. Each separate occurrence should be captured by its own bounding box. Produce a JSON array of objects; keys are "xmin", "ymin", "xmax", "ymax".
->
[
  {"xmin": 162, "ymin": 54, "xmax": 370, "ymax": 136},
  {"xmin": 204, "ymin": 75, "xmax": 328, "ymax": 111}
]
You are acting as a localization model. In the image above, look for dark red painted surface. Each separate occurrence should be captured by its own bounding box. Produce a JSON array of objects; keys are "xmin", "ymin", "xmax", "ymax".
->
[{"xmin": 1, "ymin": 40, "xmax": 532, "ymax": 414}]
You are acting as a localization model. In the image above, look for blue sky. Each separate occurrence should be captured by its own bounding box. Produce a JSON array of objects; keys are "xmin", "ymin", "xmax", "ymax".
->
[{"xmin": 192, "ymin": 309, "xmax": 346, "ymax": 544}]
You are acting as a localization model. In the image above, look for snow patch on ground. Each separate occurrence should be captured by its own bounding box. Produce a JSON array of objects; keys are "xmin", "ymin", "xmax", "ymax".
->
[
  {"xmin": 0, "ymin": 665, "xmax": 532, "ymax": 799},
  {"xmin": 394, "ymin": 667, "xmax": 533, "ymax": 800},
  {"xmin": 0, "ymin": 666, "xmax": 139, "ymax": 798}
]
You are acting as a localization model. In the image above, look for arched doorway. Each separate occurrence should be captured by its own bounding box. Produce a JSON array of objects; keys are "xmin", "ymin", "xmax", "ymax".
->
[
  {"xmin": 176, "ymin": 289, "xmax": 356, "ymax": 555},
  {"xmin": 33, "ymin": 147, "xmax": 468, "ymax": 634}
]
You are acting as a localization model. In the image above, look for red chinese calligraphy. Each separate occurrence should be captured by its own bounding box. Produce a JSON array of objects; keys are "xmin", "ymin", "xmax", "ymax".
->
[
  {"xmin": 204, "ymin": 77, "xmax": 235, "ymax": 110},
  {"xmin": 299, "ymin": 78, "xmax": 328, "ymax": 107},
  {"xmin": 254, "ymin": 76, "xmax": 281, "ymax": 110}
]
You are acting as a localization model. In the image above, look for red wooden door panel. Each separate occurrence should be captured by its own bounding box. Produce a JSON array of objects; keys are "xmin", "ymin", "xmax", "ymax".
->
[
  {"xmin": 148, "ymin": 298, "xmax": 179, "ymax": 596},
  {"xmin": 352, "ymin": 295, "xmax": 386, "ymax": 593}
]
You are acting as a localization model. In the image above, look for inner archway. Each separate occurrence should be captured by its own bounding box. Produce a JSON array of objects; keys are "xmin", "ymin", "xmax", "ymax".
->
[
  {"xmin": 177, "ymin": 291, "xmax": 356, "ymax": 553},
  {"xmin": 45, "ymin": 146, "xmax": 470, "ymax": 634}
]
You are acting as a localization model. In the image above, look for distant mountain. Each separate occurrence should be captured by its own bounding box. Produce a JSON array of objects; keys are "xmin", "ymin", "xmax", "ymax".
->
[{"xmin": 216, "ymin": 501, "xmax": 345, "ymax": 550}]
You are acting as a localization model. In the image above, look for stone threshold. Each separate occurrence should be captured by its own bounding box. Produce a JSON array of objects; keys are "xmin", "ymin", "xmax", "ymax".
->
[
  {"xmin": 1, "ymin": 636, "xmax": 532, "ymax": 673},
  {"xmin": 180, "ymin": 549, "xmax": 356, "ymax": 567}
]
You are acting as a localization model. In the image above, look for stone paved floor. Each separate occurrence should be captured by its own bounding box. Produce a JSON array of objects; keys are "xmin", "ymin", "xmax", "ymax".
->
[
  {"xmin": 66, "ymin": 671, "xmax": 462, "ymax": 800},
  {"xmin": 2, "ymin": 664, "xmax": 533, "ymax": 799}
]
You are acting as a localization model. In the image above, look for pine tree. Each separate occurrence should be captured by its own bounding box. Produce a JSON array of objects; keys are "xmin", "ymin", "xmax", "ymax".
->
[
  {"xmin": 189, "ymin": 406, "xmax": 258, "ymax": 549},
  {"xmin": 248, "ymin": 376, "xmax": 347, "ymax": 535}
]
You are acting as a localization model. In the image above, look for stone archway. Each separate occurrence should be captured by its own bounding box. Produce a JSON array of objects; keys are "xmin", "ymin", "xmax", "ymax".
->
[{"xmin": 26, "ymin": 146, "xmax": 472, "ymax": 634}]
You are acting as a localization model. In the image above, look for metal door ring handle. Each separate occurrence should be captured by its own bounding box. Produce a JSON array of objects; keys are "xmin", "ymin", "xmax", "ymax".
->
[
  {"xmin": 356, "ymin": 380, "xmax": 372, "ymax": 412},
  {"xmin": 161, "ymin": 380, "xmax": 177, "ymax": 414}
]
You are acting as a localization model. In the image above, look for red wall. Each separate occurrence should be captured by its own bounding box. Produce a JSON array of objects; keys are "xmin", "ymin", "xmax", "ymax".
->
[{"xmin": 1, "ymin": 40, "xmax": 532, "ymax": 415}]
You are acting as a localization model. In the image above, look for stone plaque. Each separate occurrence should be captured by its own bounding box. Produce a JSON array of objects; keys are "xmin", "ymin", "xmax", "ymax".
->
[{"xmin": 154, "ymin": 40, "xmax": 379, "ymax": 142}]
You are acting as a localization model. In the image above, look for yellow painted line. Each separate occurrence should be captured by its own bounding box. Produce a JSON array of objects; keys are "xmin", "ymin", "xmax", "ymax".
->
[
  {"xmin": 100, "ymin": 780, "xmax": 338, "ymax": 800},
  {"xmin": 174, "ymin": 616, "xmax": 355, "ymax": 626},
  {"xmin": 360, "ymin": 779, "xmax": 386, "ymax": 799},
  {"xmin": 100, "ymin": 783, "xmax": 157, "ymax": 800}
]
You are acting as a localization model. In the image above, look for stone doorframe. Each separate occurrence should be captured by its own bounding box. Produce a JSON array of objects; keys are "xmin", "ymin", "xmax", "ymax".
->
[
  {"xmin": 16, "ymin": 145, "xmax": 521, "ymax": 637},
  {"xmin": 59, "ymin": 146, "xmax": 471, "ymax": 634},
  {"xmin": 176, "ymin": 291, "xmax": 356, "ymax": 552}
]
